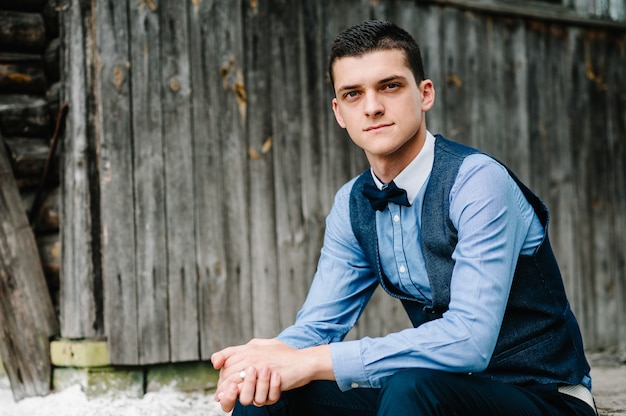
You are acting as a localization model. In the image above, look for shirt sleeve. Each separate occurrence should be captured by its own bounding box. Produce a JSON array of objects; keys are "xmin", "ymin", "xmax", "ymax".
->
[
  {"xmin": 330, "ymin": 155, "xmax": 540, "ymax": 391},
  {"xmin": 277, "ymin": 179, "xmax": 380, "ymax": 350}
]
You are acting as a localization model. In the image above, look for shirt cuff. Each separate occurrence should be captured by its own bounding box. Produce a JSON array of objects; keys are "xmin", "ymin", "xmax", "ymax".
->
[
  {"xmin": 330, "ymin": 340, "xmax": 371, "ymax": 391},
  {"xmin": 276, "ymin": 328, "xmax": 309, "ymax": 349}
]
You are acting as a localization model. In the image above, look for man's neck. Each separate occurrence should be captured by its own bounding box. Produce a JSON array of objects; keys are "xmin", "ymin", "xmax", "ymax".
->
[{"xmin": 368, "ymin": 129, "xmax": 427, "ymax": 183}]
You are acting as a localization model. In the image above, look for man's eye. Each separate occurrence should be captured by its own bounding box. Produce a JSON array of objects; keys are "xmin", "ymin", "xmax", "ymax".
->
[
  {"xmin": 384, "ymin": 83, "xmax": 399, "ymax": 90},
  {"xmin": 345, "ymin": 91, "xmax": 359, "ymax": 99}
]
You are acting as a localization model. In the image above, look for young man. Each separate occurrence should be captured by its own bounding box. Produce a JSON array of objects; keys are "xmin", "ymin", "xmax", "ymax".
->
[{"xmin": 211, "ymin": 20, "xmax": 595, "ymax": 415}]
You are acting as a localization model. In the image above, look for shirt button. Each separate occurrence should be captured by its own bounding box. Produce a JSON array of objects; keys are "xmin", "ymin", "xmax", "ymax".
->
[
  {"xmin": 351, "ymin": 382, "xmax": 359, "ymax": 389},
  {"xmin": 393, "ymin": 215, "xmax": 400, "ymax": 223},
  {"xmin": 399, "ymin": 265, "xmax": 406, "ymax": 273}
]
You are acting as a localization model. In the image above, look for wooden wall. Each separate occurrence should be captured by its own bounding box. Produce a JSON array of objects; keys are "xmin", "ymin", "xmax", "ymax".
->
[{"xmin": 60, "ymin": 0, "xmax": 626, "ymax": 365}]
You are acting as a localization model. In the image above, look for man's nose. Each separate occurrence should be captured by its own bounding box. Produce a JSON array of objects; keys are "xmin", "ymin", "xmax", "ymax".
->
[{"xmin": 364, "ymin": 93, "xmax": 384, "ymax": 117}]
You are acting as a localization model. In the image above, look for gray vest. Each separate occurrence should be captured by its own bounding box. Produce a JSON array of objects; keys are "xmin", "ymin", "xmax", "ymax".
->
[{"xmin": 349, "ymin": 135, "xmax": 590, "ymax": 386}]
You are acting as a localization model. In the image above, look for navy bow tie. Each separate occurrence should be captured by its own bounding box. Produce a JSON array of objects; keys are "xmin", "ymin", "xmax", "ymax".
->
[{"xmin": 362, "ymin": 180, "xmax": 410, "ymax": 211}]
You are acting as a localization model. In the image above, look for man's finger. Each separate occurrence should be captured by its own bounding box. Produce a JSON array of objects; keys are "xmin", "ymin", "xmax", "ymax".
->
[
  {"xmin": 238, "ymin": 367, "xmax": 258, "ymax": 406},
  {"xmin": 212, "ymin": 343, "xmax": 248, "ymax": 368},
  {"xmin": 210, "ymin": 349, "xmax": 229, "ymax": 369},
  {"xmin": 215, "ymin": 381, "xmax": 239, "ymax": 413},
  {"xmin": 267, "ymin": 371, "xmax": 282, "ymax": 404},
  {"xmin": 253, "ymin": 367, "xmax": 272, "ymax": 406}
]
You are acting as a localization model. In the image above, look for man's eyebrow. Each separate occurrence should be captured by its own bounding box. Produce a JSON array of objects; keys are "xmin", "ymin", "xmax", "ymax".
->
[
  {"xmin": 379, "ymin": 75, "xmax": 406, "ymax": 84},
  {"xmin": 336, "ymin": 83, "xmax": 362, "ymax": 94},
  {"xmin": 337, "ymin": 75, "xmax": 408, "ymax": 93}
]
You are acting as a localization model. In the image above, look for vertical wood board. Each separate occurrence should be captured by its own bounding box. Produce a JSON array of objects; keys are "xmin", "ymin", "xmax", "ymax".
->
[
  {"xmin": 59, "ymin": 0, "xmax": 102, "ymax": 340},
  {"xmin": 94, "ymin": 0, "xmax": 139, "ymax": 364},
  {"xmin": 159, "ymin": 0, "xmax": 199, "ymax": 363}
]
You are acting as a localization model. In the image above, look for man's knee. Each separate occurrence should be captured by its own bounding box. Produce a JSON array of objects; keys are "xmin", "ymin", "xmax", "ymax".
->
[
  {"xmin": 378, "ymin": 368, "xmax": 458, "ymax": 414},
  {"xmin": 382, "ymin": 368, "xmax": 449, "ymax": 395}
]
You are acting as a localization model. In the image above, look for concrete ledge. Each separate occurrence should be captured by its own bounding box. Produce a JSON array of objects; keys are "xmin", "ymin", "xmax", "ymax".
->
[
  {"xmin": 146, "ymin": 361, "xmax": 218, "ymax": 393},
  {"xmin": 50, "ymin": 339, "xmax": 109, "ymax": 368},
  {"xmin": 53, "ymin": 366, "xmax": 143, "ymax": 399},
  {"xmin": 48, "ymin": 339, "xmax": 219, "ymax": 398}
]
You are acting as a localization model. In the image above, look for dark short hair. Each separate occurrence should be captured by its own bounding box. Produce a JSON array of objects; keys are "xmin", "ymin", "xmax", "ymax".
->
[{"xmin": 328, "ymin": 20, "xmax": 425, "ymax": 89}]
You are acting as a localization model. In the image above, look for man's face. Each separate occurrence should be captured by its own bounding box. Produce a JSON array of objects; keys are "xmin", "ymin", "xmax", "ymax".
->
[{"xmin": 331, "ymin": 49, "xmax": 434, "ymax": 167}]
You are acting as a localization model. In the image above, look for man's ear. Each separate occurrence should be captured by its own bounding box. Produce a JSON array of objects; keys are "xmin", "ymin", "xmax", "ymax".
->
[
  {"xmin": 420, "ymin": 79, "xmax": 435, "ymax": 112},
  {"xmin": 332, "ymin": 98, "xmax": 346, "ymax": 128}
]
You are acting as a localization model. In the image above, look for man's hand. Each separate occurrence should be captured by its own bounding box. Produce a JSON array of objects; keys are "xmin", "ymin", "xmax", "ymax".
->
[
  {"xmin": 211, "ymin": 338, "xmax": 333, "ymax": 412},
  {"xmin": 211, "ymin": 338, "xmax": 287, "ymax": 412},
  {"xmin": 212, "ymin": 364, "xmax": 281, "ymax": 412}
]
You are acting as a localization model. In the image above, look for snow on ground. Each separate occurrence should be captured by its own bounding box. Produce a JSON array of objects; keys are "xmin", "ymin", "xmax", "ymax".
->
[
  {"xmin": 2, "ymin": 358, "xmax": 625, "ymax": 415},
  {"xmin": 0, "ymin": 375, "xmax": 229, "ymax": 416}
]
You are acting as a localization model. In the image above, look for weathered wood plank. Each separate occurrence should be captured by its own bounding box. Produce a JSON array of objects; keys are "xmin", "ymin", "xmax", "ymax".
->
[
  {"xmin": 58, "ymin": 0, "xmax": 101, "ymax": 340},
  {"xmin": 185, "ymin": 0, "xmax": 254, "ymax": 354},
  {"xmin": 206, "ymin": 0, "xmax": 251, "ymax": 347},
  {"xmin": 0, "ymin": 136, "xmax": 58, "ymax": 400},
  {"xmin": 526, "ymin": 22, "xmax": 550, "ymax": 202},
  {"xmin": 92, "ymin": 0, "xmax": 137, "ymax": 362},
  {"xmin": 464, "ymin": 11, "xmax": 488, "ymax": 150},
  {"xmin": 275, "ymin": 0, "xmax": 337, "ymax": 336},
  {"xmin": 159, "ymin": 0, "xmax": 198, "ymax": 362},
  {"xmin": 0, "ymin": 53, "xmax": 41, "ymax": 62},
  {"xmin": 411, "ymin": 4, "xmax": 446, "ymax": 134},
  {"xmin": 544, "ymin": 23, "xmax": 581, "ymax": 327},
  {"xmin": 128, "ymin": 0, "xmax": 169, "ymax": 365},
  {"xmin": 244, "ymin": 0, "xmax": 280, "ymax": 338},
  {"xmin": 568, "ymin": 27, "xmax": 597, "ymax": 345},
  {"xmin": 0, "ymin": 95, "xmax": 49, "ymax": 137},
  {"xmin": 585, "ymin": 29, "xmax": 616, "ymax": 350},
  {"xmin": 0, "ymin": 61, "xmax": 47, "ymax": 94},
  {"xmin": 3, "ymin": 137, "xmax": 49, "ymax": 180},
  {"xmin": 297, "ymin": 1, "xmax": 335, "ymax": 317},
  {"xmin": 187, "ymin": 0, "xmax": 232, "ymax": 359},
  {"xmin": 481, "ymin": 15, "xmax": 505, "ymax": 159},
  {"xmin": 501, "ymin": 18, "xmax": 530, "ymax": 181},
  {"xmin": 0, "ymin": 11, "xmax": 46, "ymax": 53},
  {"xmin": 604, "ymin": 30, "xmax": 626, "ymax": 351},
  {"xmin": 441, "ymin": 7, "xmax": 468, "ymax": 143}
]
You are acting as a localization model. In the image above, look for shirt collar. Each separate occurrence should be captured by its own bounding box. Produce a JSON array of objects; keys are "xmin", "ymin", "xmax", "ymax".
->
[{"xmin": 370, "ymin": 130, "xmax": 435, "ymax": 205}]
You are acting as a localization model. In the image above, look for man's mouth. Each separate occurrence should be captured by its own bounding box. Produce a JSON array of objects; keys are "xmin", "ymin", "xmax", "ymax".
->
[{"xmin": 364, "ymin": 123, "xmax": 393, "ymax": 132}]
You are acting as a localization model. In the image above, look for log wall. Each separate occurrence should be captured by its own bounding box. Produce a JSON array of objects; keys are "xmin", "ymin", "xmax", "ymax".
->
[
  {"xmin": 59, "ymin": 0, "xmax": 626, "ymax": 365},
  {"xmin": 0, "ymin": 1, "xmax": 61, "ymax": 303},
  {"xmin": 0, "ymin": 0, "xmax": 61, "ymax": 399}
]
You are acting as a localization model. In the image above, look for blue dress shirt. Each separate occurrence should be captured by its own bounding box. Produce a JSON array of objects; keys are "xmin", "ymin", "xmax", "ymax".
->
[{"xmin": 277, "ymin": 132, "xmax": 546, "ymax": 391}]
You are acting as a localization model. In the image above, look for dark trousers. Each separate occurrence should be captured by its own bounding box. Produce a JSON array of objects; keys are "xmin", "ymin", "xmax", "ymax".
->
[{"xmin": 233, "ymin": 369, "xmax": 595, "ymax": 416}]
